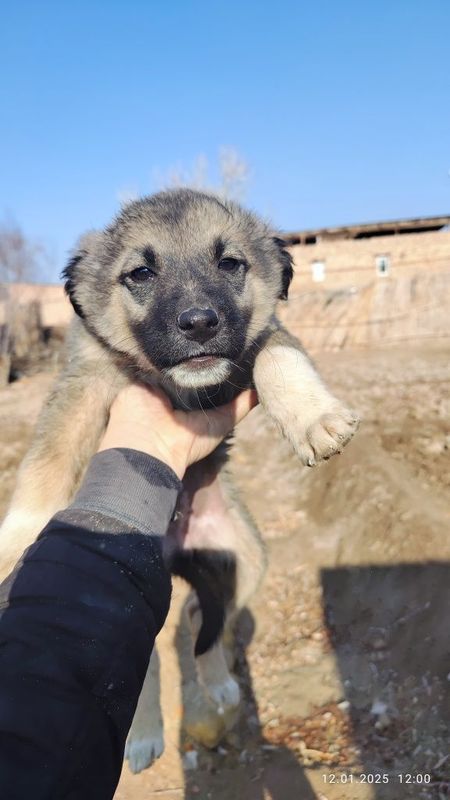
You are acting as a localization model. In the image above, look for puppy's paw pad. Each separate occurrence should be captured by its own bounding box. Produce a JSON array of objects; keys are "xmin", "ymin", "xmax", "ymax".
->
[
  {"xmin": 307, "ymin": 405, "xmax": 359, "ymax": 462},
  {"xmin": 125, "ymin": 731, "xmax": 164, "ymax": 774},
  {"xmin": 205, "ymin": 676, "xmax": 240, "ymax": 713}
]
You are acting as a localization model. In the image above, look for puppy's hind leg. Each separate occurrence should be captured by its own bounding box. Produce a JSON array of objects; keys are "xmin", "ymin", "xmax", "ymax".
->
[
  {"xmin": 173, "ymin": 461, "xmax": 266, "ymax": 722},
  {"xmin": 186, "ymin": 596, "xmax": 241, "ymax": 716},
  {"xmin": 125, "ymin": 647, "xmax": 165, "ymax": 774},
  {"xmin": 0, "ymin": 361, "xmax": 121, "ymax": 578}
]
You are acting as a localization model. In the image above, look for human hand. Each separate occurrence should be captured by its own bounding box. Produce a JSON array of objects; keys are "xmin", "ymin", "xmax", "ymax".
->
[{"xmin": 98, "ymin": 384, "xmax": 258, "ymax": 479}]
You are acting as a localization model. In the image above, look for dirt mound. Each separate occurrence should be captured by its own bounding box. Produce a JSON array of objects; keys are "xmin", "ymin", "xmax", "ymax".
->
[{"xmin": 279, "ymin": 272, "xmax": 450, "ymax": 352}]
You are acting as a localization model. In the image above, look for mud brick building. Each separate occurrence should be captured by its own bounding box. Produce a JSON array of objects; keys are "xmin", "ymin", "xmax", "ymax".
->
[{"xmin": 284, "ymin": 214, "xmax": 450, "ymax": 291}]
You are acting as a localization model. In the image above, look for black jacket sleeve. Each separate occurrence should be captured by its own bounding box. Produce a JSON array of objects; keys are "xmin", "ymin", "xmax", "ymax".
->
[{"xmin": 0, "ymin": 448, "xmax": 181, "ymax": 800}]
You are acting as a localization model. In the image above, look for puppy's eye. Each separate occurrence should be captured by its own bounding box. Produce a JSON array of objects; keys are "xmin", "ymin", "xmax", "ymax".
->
[
  {"xmin": 128, "ymin": 266, "xmax": 155, "ymax": 283},
  {"xmin": 218, "ymin": 257, "xmax": 242, "ymax": 272}
]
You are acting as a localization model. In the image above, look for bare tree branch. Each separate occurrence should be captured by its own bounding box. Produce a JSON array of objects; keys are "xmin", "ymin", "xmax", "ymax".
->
[
  {"xmin": 0, "ymin": 218, "xmax": 50, "ymax": 284},
  {"xmin": 154, "ymin": 148, "xmax": 251, "ymax": 201}
]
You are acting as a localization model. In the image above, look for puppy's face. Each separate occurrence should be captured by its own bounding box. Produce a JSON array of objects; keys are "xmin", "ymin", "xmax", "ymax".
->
[{"xmin": 64, "ymin": 189, "xmax": 293, "ymax": 388}]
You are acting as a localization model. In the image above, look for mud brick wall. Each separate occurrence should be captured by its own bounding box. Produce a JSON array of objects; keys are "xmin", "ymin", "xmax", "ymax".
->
[{"xmin": 289, "ymin": 229, "xmax": 450, "ymax": 291}]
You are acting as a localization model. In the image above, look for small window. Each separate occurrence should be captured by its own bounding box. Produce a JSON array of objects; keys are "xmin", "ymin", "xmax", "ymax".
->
[
  {"xmin": 311, "ymin": 260, "xmax": 325, "ymax": 282},
  {"xmin": 375, "ymin": 255, "xmax": 390, "ymax": 276}
]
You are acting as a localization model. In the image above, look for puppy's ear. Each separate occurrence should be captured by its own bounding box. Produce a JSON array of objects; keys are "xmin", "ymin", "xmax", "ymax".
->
[
  {"xmin": 61, "ymin": 231, "xmax": 103, "ymax": 319},
  {"xmin": 62, "ymin": 251, "xmax": 86, "ymax": 318},
  {"xmin": 273, "ymin": 237, "xmax": 294, "ymax": 300}
]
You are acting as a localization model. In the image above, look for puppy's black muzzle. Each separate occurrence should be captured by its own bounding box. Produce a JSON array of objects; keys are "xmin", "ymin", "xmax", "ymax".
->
[{"xmin": 177, "ymin": 307, "xmax": 219, "ymax": 343}]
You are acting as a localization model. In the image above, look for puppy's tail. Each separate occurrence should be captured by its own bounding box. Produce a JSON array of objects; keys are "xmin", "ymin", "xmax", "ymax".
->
[{"xmin": 170, "ymin": 549, "xmax": 236, "ymax": 656}]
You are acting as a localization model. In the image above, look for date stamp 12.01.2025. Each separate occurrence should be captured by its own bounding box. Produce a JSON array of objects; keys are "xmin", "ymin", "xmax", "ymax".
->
[{"xmin": 322, "ymin": 773, "xmax": 432, "ymax": 786}]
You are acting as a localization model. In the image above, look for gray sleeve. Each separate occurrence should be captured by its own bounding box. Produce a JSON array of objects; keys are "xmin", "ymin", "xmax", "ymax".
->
[{"xmin": 69, "ymin": 448, "xmax": 182, "ymax": 535}]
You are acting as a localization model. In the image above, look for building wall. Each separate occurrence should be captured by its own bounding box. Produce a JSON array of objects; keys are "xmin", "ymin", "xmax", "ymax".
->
[
  {"xmin": 288, "ymin": 229, "xmax": 450, "ymax": 291},
  {"xmin": 0, "ymin": 284, "xmax": 71, "ymax": 327}
]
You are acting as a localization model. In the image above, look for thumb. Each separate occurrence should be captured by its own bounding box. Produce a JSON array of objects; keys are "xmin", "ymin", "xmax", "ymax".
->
[
  {"xmin": 230, "ymin": 388, "xmax": 259, "ymax": 425},
  {"xmin": 184, "ymin": 389, "xmax": 259, "ymax": 468},
  {"xmin": 200, "ymin": 389, "xmax": 258, "ymax": 440}
]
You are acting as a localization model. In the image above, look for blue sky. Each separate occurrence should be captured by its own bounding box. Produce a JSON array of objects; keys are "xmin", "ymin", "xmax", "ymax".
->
[{"xmin": 1, "ymin": 0, "xmax": 449, "ymax": 281}]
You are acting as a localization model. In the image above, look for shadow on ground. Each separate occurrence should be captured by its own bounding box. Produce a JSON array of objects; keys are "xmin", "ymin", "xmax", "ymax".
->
[
  {"xmin": 322, "ymin": 562, "xmax": 450, "ymax": 796},
  {"xmin": 175, "ymin": 563, "xmax": 449, "ymax": 800},
  {"xmin": 177, "ymin": 607, "xmax": 317, "ymax": 800}
]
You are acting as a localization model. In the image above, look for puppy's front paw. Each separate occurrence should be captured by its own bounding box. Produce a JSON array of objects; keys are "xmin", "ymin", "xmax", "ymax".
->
[
  {"xmin": 290, "ymin": 403, "xmax": 360, "ymax": 466},
  {"xmin": 125, "ymin": 729, "xmax": 164, "ymax": 774}
]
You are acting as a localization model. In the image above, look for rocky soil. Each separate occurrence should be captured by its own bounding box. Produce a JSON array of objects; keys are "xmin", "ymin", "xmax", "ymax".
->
[{"xmin": 0, "ymin": 347, "xmax": 449, "ymax": 800}]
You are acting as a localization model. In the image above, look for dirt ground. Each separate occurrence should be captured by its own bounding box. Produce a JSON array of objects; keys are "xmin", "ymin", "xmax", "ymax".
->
[{"xmin": 0, "ymin": 346, "xmax": 449, "ymax": 800}]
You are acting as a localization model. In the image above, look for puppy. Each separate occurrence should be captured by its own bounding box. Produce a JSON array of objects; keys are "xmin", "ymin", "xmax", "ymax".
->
[{"xmin": 0, "ymin": 189, "xmax": 359, "ymax": 772}]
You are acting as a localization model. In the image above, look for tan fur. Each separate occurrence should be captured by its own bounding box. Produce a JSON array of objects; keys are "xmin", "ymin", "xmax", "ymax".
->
[
  {"xmin": 0, "ymin": 334, "xmax": 126, "ymax": 575},
  {"xmin": 253, "ymin": 337, "xmax": 359, "ymax": 466},
  {"xmin": 124, "ymin": 649, "xmax": 164, "ymax": 774}
]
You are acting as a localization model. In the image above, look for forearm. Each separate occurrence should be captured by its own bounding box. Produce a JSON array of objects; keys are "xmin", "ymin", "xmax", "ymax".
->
[{"xmin": 0, "ymin": 449, "xmax": 180, "ymax": 800}]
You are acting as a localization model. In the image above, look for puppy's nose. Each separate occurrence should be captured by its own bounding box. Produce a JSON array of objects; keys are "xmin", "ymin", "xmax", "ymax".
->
[{"xmin": 177, "ymin": 307, "xmax": 219, "ymax": 342}]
